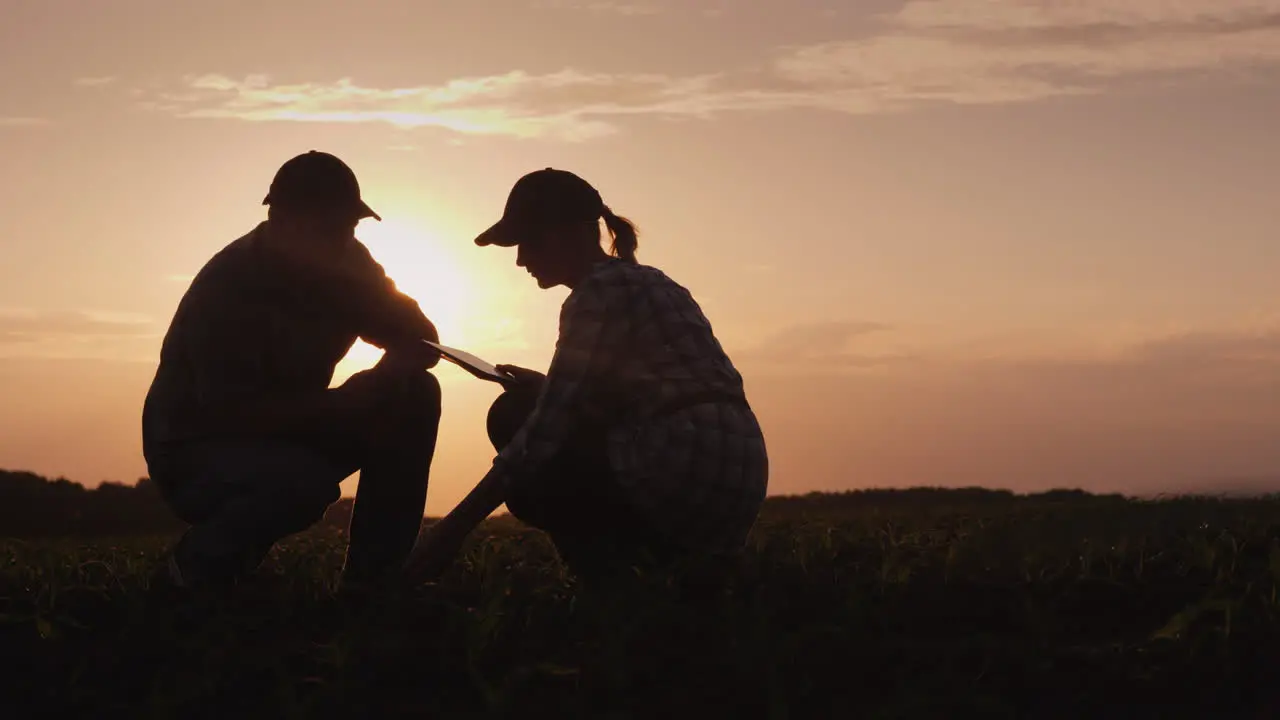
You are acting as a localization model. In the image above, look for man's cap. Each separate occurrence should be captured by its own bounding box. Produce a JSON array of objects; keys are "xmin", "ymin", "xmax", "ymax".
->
[
  {"xmin": 262, "ymin": 150, "xmax": 381, "ymax": 222},
  {"xmin": 474, "ymin": 168, "xmax": 604, "ymax": 247}
]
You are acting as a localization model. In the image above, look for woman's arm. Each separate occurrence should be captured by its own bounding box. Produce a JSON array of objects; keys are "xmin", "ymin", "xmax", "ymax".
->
[
  {"xmin": 439, "ymin": 463, "xmax": 510, "ymax": 533},
  {"xmin": 404, "ymin": 312, "xmax": 614, "ymax": 583},
  {"xmin": 495, "ymin": 276, "xmax": 619, "ymax": 483},
  {"xmin": 404, "ymin": 268, "xmax": 629, "ymax": 582},
  {"xmin": 403, "ymin": 462, "xmax": 509, "ymax": 581}
]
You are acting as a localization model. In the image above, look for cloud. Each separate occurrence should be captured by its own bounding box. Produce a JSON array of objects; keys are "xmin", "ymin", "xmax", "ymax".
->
[
  {"xmin": 532, "ymin": 0, "xmax": 661, "ymax": 15},
  {"xmin": 128, "ymin": 1, "xmax": 1280, "ymax": 139},
  {"xmin": 892, "ymin": 0, "xmax": 1280, "ymax": 37},
  {"xmin": 74, "ymin": 76, "xmax": 117, "ymax": 87},
  {"xmin": 762, "ymin": 320, "xmax": 890, "ymax": 349},
  {"xmin": 0, "ymin": 310, "xmax": 155, "ymax": 343},
  {"xmin": 141, "ymin": 70, "xmax": 705, "ymax": 141},
  {"xmin": 743, "ymin": 324, "xmax": 1280, "ymax": 496},
  {"xmin": 737, "ymin": 320, "xmax": 910, "ymax": 368},
  {"xmin": 1121, "ymin": 328, "xmax": 1280, "ymax": 369},
  {"xmin": 736, "ymin": 322, "xmax": 1280, "ymax": 393},
  {"xmin": 775, "ymin": 0, "xmax": 1280, "ymax": 108},
  {"xmin": 958, "ymin": 327, "xmax": 1280, "ymax": 387},
  {"xmin": 0, "ymin": 117, "xmax": 46, "ymax": 127},
  {"xmin": 0, "ymin": 310, "xmax": 158, "ymax": 361},
  {"xmin": 133, "ymin": 68, "xmax": 887, "ymax": 141},
  {"xmin": 1072, "ymin": 328, "xmax": 1280, "ymax": 391}
]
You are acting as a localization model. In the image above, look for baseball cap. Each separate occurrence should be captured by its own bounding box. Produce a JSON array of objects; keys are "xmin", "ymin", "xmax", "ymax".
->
[
  {"xmin": 262, "ymin": 150, "xmax": 381, "ymax": 222},
  {"xmin": 474, "ymin": 168, "xmax": 604, "ymax": 247}
]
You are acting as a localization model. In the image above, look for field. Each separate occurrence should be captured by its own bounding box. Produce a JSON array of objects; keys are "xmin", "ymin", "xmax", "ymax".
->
[{"xmin": 3, "ymin": 489, "xmax": 1280, "ymax": 719}]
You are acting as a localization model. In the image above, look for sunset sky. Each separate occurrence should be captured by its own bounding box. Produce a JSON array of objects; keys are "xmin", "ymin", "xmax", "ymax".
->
[{"xmin": 3, "ymin": 0, "xmax": 1280, "ymax": 511}]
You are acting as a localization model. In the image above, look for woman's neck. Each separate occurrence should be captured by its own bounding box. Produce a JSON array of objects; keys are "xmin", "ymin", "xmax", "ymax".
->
[{"xmin": 562, "ymin": 246, "xmax": 613, "ymax": 289}]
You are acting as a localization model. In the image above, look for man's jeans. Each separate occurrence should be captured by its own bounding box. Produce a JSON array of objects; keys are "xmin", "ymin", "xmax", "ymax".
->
[{"xmin": 149, "ymin": 371, "xmax": 441, "ymax": 587}]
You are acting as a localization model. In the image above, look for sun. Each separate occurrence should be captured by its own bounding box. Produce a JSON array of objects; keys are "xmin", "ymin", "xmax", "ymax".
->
[
  {"xmin": 332, "ymin": 216, "xmax": 479, "ymax": 382},
  {"xmin": 356, "ymin": 217, "xmax": 473, "ymax": 341}
]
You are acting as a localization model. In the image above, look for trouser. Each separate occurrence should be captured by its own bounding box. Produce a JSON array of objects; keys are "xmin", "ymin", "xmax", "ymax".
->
[
  {"xmin": 484, "ymin": 388, "xmax": 679, "ymax": 580},
  {"xmin": 148, "ymin": 368, "xmax": 441, "ymax": 587}
]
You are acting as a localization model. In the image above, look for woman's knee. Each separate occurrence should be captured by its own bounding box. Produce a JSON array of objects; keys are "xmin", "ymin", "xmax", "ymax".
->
[
  {"xmin": 504, "ymin": 481, "xmax": 552, "ymax": 531},
  {"xmin": 486, "ymin": 388, "xmax": 539, "ymax": 451}
]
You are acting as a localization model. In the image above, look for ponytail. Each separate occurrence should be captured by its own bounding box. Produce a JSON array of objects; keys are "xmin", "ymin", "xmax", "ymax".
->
[{"xmin": 601, "ymin": 205, "xmax": 639, "ymax": 263}]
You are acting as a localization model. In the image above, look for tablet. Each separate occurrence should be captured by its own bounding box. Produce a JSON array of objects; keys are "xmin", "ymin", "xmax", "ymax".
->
[{"xmin": 424, "ymin": 340, "xmax": 514, "ymax": 386}]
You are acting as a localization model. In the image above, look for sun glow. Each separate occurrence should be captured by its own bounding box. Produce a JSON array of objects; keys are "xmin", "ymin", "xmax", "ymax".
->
[{"xmin": 332, "ymin": 216, "xmax": 482, "ymax": 383}]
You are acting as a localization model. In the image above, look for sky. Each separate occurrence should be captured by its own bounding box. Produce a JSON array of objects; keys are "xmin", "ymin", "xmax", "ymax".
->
[{"xmin": 2, "ymin": 0, "xmax": 1280, "ymax": 511}]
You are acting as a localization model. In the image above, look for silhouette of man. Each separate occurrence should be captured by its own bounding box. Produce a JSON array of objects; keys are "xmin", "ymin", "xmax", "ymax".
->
[{"xmin": 142, "ymin": 150, "xmax": 443, "ymax": 592}]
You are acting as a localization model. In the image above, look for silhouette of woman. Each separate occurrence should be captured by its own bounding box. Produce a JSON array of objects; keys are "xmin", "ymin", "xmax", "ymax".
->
[{"xmin": 405, "ymin": 168, "xmax": 768, "ymax": 583}]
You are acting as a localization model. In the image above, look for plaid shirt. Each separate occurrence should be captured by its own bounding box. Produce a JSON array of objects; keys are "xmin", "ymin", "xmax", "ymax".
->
[
  {"xmin": 142, "ymin": 222, "xmax": 434, "ymax": 458},
  {"xmin": 496, "ymin": 258, "xmax": 769, "ymax": 553}
]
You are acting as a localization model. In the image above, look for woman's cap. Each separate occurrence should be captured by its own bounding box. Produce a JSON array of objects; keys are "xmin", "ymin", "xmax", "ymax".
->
[
  {"xmin": 474, "ymin": 168, "xmax": 604, "ymax": 247},
  {"xmin": 262, "ymin": 150, "xmax": 382, "ymax": 222}
]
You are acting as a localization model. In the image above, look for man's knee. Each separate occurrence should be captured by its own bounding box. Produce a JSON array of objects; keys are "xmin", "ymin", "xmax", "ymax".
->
[
  {"xmin": 366, "ymin": 369, "xmax": 441, "ymax": 433},
  {"xmin": 390, "ymin": 370, "xmax": 440, "ymax": 419},
  {"xmin": 351, "ymin": 370, "xmax": 441, "ymax": 456},
  {"xmin": 407, "ymin": 370, "xmax": 441, "ymax": 409},
  {"xmin": 272, "ymin": 472, "xmax": 343, "ymax": 534}
]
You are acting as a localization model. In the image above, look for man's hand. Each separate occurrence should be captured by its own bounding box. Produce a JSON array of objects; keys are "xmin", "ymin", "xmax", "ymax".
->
[
  {"xmin": 383, "ymin": 338, "xmax": 441, "ymax": 372},
  {"xmin": 406, "ymin": 316, "xmax": 442, "ymax": 369}
]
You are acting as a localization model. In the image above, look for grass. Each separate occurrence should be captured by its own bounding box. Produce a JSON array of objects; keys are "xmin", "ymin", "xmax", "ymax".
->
[{"xmin": 3, "ymin": 492, "xmax": 1280, "ymax": 718}]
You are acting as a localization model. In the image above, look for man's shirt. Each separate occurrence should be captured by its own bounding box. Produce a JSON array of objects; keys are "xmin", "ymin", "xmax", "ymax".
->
[{"xmin": 142, "ymin": 222, "xmax": 433, "ymax": 459}]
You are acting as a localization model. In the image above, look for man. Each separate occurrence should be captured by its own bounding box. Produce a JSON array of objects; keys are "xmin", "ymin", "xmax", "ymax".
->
[{"xmin": 142, "ymin": 150, "xmax": 443, "ymax": 592}]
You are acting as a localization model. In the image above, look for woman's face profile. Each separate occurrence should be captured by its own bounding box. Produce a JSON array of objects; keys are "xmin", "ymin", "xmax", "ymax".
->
[{"xmin": 516, "ymin": 225, "xmax": 582, "ymax": 289}]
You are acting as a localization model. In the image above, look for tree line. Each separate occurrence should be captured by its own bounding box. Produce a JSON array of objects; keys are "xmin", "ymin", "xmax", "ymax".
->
[
  {"xmin": 0, "ymin": 468, "xmax": 1144, "ymax": 539},
  {"xmin": 0, "ymin": 470, "xmax": 355, "ymax": 538}
]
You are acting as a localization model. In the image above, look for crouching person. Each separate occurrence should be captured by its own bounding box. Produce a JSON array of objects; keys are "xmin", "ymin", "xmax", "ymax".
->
[
  {"xmin": 404, "ymin": 168, "xmax": 768, "ymax": 585},
  {"xmin": 142, "ymin": 151, "xmax": 444, "ymax": 592}
]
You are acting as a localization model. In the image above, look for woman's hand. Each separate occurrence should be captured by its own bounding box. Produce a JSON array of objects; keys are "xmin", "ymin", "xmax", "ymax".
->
[
  {"xmin": 495, "ymin": 364, "xmax": 546, "ymax": 393},
  {"xmin": 404, "ymin": 465, "xmax": 512, "ymax": 583}
]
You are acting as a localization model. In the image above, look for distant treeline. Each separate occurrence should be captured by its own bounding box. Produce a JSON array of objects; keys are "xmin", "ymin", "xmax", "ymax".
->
[
  {"xmin": 0, "ymin": 470, "xmax": 357, "ymax": 538},
  {"xmin": 756, "ymin": 486, "xmax": 1132, "ymax": 519},
  {"xmin": 0, "ymin": 468, "xmax": 1156, "ymax": 539}
]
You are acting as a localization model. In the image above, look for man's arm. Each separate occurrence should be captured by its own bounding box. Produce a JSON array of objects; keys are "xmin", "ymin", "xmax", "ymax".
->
[
  {"xmin": 342, "ymin": 241, "xmax": 441, "ymax": 369},
  {"xmin": 181, "ymin": 291, "xmax": 367, "ymax": 440}
]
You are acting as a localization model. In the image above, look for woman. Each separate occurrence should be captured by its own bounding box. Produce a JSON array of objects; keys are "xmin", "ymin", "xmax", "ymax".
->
[{"xmin": 405, "ymin": 168, "xmax": 768, "ymax": 583}]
